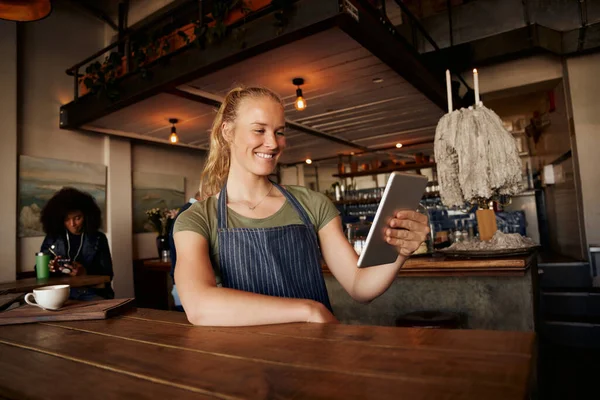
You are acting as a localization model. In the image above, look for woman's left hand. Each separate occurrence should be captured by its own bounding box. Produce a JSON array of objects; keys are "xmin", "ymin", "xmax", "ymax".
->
[
  {"xmin": 385, "ymin": 210, "xmax": 430, "ymax": 257},
  {"xmin": 68, "ymin": 261, "xmax": 86, "ymax": 277}
]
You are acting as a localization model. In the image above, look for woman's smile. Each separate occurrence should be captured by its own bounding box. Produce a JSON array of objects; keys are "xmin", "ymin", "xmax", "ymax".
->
[{"xmin": 254, "ymin": 152, "xmax": 276, "ymax": 160}]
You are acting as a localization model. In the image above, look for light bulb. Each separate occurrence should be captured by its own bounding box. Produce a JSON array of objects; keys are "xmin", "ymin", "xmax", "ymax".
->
[
  {"xmin": 295, "ymin": 96, "xmax": 306, "ymax": 111},
  {"xmin": 395, "ymin": 143, "xmax": 403, "ymax": 148},
  {"xmin": 169, "ymin": 132, "xmax": 178, "ymax": 143},
  {"xmin": 305, "ymin": 158, "xmax": 312, "ymax": 164}
]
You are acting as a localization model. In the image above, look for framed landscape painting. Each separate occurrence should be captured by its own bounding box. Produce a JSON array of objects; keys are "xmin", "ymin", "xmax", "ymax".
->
[
  {"xmin": 132, "ymin": 171, "xmax": 185, "ymax": 233},
  {"xmin": 19, "ymin": 155, "xmax": 107, "ymax": 237}
]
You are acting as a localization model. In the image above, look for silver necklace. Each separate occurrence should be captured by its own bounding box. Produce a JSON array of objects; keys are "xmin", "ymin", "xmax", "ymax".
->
[
  {"xmin": 248, "ymin": 183, "xmax": 274, "ymax": 211},
  {"xmin": 66, "ymin": 231, "xmax": 84, "ymax": 261}
]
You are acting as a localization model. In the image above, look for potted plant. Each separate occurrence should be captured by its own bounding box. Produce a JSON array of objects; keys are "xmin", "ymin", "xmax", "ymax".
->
[{"xmin": 145, "ymin": 208, "xmax": 179, "ymax": 258}]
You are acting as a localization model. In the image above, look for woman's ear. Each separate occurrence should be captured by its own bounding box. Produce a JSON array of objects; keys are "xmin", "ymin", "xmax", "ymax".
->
[{"xmin": 222, "ymin": 122, "xmax": 233, "ymax": 143}]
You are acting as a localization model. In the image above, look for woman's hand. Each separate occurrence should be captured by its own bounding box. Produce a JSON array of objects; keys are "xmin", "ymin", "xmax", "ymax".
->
[
  {"xmin": 49, "ymin": 257, "xmax": 86, "ymax": 276},
  {"xmin": 306, "ymin": 301, "xmax": 339, "ymax": 324},
  {"xmin": 48, "ymin": 256, "xmax": 60, "ymax": 273},
  {"xmin": 385, "ymin": 210, "xmax": 430, "ymax": 257},
  {"xmin": 68, "ymin": 261, "xmax": 86, "ymax": 277}
]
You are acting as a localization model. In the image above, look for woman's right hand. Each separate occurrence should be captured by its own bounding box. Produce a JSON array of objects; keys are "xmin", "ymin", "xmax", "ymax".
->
[
  {"xmin": 48, "ymin": 256, "xmax": 61, "ymax": 273},
  {"xmin": 307, "ymin": 301, "xmax": 339, "ymax": 324}
]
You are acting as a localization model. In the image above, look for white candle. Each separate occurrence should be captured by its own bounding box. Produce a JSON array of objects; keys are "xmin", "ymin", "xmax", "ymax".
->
[
  {"xmin": 473, "ymin": 68, "xmax": 480, "ymax": 107},
  {"xmin": 445, "ymin": 69, "xmax": 453, "ymax": 113}
]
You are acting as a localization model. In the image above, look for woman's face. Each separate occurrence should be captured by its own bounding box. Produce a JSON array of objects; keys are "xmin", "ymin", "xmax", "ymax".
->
[
  {"xmin": 64, "ymin": 210, "xmax": 84, "ymax": 235},
  {"xmin": 227, "ymin": 96, "xmax": 286, "ymax": 177}
]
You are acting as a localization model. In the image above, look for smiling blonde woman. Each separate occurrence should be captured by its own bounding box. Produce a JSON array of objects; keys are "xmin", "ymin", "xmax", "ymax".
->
[{"xmin": 173, "ymin": 86, "xmax": 430, "ymax": 327}]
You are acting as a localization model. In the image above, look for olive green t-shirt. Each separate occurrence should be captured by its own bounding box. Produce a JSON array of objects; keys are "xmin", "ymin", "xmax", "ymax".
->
[{"xmin": 173, "ymin": 185, "xmax": 340, "ymax": 282}]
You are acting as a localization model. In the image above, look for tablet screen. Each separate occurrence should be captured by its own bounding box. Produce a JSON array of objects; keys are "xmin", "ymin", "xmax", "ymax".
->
[{"xmin": 357, "ymin": 172, "xmax": 428, "ymax": 267}]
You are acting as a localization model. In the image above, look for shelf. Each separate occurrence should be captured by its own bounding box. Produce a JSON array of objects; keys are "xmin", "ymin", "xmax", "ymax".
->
[
  {"xmin": 333, "ymin": 199, "xmax": 380, "ymax": 205},
  {"xmin": 333, "ymin": 162, "xmax": 437, "ymax": 178},
  {"xmin": 334, "ymin": 193, "xmax": 440, "ymax": 206}
]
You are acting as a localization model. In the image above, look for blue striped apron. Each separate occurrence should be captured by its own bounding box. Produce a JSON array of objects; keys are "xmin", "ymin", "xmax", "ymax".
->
[{"xmin": 217, "ymin": 182, "xmax": 332, "ymax": 311}]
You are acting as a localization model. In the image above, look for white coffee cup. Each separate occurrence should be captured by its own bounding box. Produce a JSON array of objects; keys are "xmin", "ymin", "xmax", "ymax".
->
[{"xmin": 24, "ymin": 284, "xmax": 70, "ymax": 310}]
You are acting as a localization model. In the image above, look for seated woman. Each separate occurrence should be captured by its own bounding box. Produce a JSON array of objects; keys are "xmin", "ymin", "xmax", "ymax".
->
[
  {"xmin": 38, "ymin": 187, "xmax": 114, "ymax": 300},
  {"xmin": 174, "ymin": 87, "xmax": 429, "ymax": 326}
]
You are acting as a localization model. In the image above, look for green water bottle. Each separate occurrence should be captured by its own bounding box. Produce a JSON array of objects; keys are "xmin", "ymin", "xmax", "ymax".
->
[{"xmin": 35, "ymin": 252, "xmax": 50, "ymax": 280}]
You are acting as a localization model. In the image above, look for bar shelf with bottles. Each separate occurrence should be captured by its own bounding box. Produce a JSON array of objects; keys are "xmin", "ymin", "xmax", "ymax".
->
[{"xmin": 333, "ymin": 182, "xmax": 528, "ymax": 256}]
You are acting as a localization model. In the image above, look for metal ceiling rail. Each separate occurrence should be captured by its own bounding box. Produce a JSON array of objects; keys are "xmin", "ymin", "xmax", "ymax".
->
[{"xmin": 390, "ymin": 0, "xmax": 470, "ymax": 91}]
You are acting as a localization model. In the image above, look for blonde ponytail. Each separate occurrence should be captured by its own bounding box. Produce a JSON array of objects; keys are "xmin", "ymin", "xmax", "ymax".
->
[{"xmin": 199, "ymin": 86, "xmax": 284, "ymax": 198}]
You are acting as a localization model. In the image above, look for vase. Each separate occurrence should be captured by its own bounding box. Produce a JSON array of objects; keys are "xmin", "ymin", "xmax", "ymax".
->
[{"xmin": 156, "ymin": 235, "xmax": 169, "ymax": 259}]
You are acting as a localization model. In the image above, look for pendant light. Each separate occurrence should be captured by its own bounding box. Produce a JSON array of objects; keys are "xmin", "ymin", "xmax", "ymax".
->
[
  {"xmin": 169, "ymin": 118, "xmax": 179, "ymax": 144},
  {"xmin": 292, "ymin": 78, "xmax": 307, "ymax": 111},
  {"xmin": 0, "ymin": 0, "xmax": 52, "ymax": 22}
]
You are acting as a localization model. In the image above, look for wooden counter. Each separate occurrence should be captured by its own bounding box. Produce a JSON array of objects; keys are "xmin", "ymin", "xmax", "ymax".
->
[
  {"xmin": 324, "ymin": 254, "xmax": 539, "ymax": 330},
  {"xmin": 0, "ymin": 275, "xmax": 111, "ymax": 295},
  {"xmin": 135, "ymin": 256, "xmax": 538, "ymax": 331},
  {"xmin": 0, "ymin": 308, "xmax": 535, "ymax": 399},
  {"xmin": 322, "ymin": 254, "xmax": 534, "ymax": 277},
  {"xmin": 140, "ymin": 259, "xmax": 171, "ymax": 272},
  {"xmin": 402, "ymin": 254, "xmax": 531, "ymax": 269}
]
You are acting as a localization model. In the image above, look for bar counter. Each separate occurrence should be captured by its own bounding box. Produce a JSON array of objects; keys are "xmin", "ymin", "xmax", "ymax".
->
[
  {"xmin": 137, "ymin": 254, "xmax": 537, "ymax": 331},
  {"xmin": 323, "ymin": 254, "xmax": 537, "ymax": 331}
]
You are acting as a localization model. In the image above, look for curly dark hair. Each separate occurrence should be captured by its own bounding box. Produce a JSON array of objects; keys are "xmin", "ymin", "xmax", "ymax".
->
[{"xmin": 40, "ymin": 187, "xmax": 103, "ymax": 237}]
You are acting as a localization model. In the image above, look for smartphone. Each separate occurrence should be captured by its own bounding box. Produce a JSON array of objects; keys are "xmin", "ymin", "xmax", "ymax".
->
[
  {"xmin": 357, "ymin": 172, "xmax": 428, "ymax": 268},
  {"xmin": 56, "ymin": 258, "xmax": 72, "ymax": 267},
  {"xmin": 55, "ymin": 258, "xmax": 73, "ymax": 274}
]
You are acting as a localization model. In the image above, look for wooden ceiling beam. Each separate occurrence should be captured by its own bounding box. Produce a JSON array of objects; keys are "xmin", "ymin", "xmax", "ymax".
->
[
  {"xmin": 336, "ymin": 0, "xmax": 448, "ymax": 111},
  {"xmin": 172, "ymin": 86, "xmax": 370, "ymax": 152},
  {"xmin": 281, "ymin": 137, "xmax": 435, "ymax": 167}
]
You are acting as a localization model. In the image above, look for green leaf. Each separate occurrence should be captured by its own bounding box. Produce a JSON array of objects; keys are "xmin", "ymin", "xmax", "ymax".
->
[
  {"xmin": 88, "ymin": 61, "xmax": 101, "ymax": 74},
  {"xmin": 108, "ymin": 52, "xmax": 121, "ymax": 67},
  {"xmin": 83, "ymin": 77, "xmax": 94, "ymax": 88},
  {"xmin": 177, "ymin": 30, "xmax": 190, "ymax": 45}
]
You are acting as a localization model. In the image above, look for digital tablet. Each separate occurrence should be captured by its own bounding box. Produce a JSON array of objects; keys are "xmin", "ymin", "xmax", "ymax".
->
[{"xmin": 357, "ymin": 172, "xmax": 429, "ymax": 268}]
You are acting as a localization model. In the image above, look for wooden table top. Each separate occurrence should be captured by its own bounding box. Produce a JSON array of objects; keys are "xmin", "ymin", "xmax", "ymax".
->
[
  {"xmin": 0, "ymin": 275, "xmax": 111, "ymax": 294},
  {"xmin": 0, "ymin": 308, "xmax": 535, "ymax": 399}
]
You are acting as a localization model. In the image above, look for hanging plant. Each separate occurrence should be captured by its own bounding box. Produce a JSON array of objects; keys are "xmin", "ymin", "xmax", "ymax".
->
[
  {"xmin": 79, "ymin": 0, "xmax": 261, "ymax": 100},
  {"xmin": 271, "ymin": 0, "xmax": 295, "ymax": 34},
  {"xmin": 177, "ymin": 30, "xmax": 191, "ymax": 45},
  {"xmin": 192, "ymin": 0, "xmax": 251, "ymax": 48},
  {"xmin": 82, "ymin": 51, "xmax": 122, "ymax": 100}
]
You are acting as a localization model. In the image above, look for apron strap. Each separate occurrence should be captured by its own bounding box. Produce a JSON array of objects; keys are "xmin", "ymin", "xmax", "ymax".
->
[
  {"xmin": 217, "ymin": 184, "xmax": 228, "ymax": 230},
  {"xmin": 272, "ymin": 182, "xmax": 322, "ymax": 255},
  {"xmin": 271, "ymin": 182, "xmax": 313, "ymax": 228}
]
